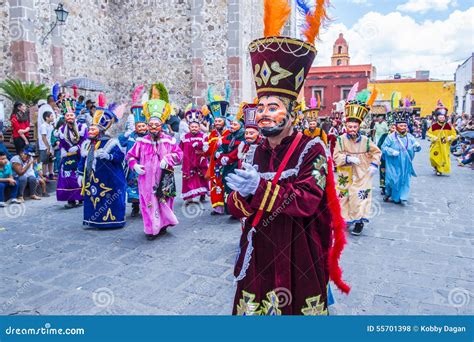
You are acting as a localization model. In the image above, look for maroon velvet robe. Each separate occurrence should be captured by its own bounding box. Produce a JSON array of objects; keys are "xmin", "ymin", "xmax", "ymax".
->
[{"xmin": 227, "ymin": 131, "xmax": 333, "ymax": 315}]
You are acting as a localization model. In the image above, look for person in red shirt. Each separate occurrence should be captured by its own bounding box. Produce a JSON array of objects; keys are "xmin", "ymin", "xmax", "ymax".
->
[{"xmin": 10, "ymin": 102, "xmax": 31, "ymax": 153}]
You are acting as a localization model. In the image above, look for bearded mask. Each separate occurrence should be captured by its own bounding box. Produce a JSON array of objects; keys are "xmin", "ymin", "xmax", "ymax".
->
[
  {"xmin": 65, "ymin": 112, "xmax": 75, "ymax": 124},
  {"xmin": 396, "ymin": 123, "xmax": 408, "ymax": 135},
  {"xmin": 88, "ymin": 125, "xmax": 100, "ymax": 139},
  {"xmin": 148, "ymin": 119, "xmax": 162, "ymax": 137},
  {"xmin": 229, "ymin": 120, "xmax": 242, "ymax": 133},
  {"xmin": 245, "ymin": 127, "xmax": 259, "ymax": 144},
  {"xmin": 256, "ymin": 96, "xmax": 293, "ymax": 137},
  {"xmin": 135, "ymin": 122, "xmax": 148, "ymax": 136},
  {"xmin": 214, "ymin": 118, "xmax": 225, "ymax": 130}
]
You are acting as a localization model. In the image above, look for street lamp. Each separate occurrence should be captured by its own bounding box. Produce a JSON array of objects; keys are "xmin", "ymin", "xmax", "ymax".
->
[{"xmin": 41, "ymin": 3, "xmax": 69, "ymax": 45}]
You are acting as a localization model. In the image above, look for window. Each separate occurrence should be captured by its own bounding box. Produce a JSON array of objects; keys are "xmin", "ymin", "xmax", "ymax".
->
[
  {"xmin": 341, "ymin": 87, "xmax": 352, "ymax": 100},
  {"xmin": 312, "ymin": 87, "xmax": 324, "ymax": 105},
  {"xmin": 337, "ymin": 59, "xmax": 342, "ymax": 66},
  {"xmin": 338, "ymin": 46, "xmax": 342, "ymax": 54}
]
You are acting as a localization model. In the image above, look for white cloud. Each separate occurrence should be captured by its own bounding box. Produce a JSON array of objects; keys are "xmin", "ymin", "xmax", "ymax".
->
[
  {"xmin": 313, "ymin": 7, "xmax": 474, "ymax": 79},
  {"xmin": 349, "ymin": 0, "xmax": 371, "ymax": 5},
  {"xmin": 397, "ymin": 0, "xmax": 457, "ymax": 13}
]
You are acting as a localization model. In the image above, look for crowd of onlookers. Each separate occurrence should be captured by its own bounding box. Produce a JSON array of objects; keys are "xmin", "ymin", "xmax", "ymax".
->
[{"xmin": 451, "ymin": 113, "xmax": 474, "ymax": 168}]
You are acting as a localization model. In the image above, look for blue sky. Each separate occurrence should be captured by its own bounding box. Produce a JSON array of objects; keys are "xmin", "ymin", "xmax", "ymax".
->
[{"xmin": 303, "ymin": 0, "xmax": 474, "ymax": 80}]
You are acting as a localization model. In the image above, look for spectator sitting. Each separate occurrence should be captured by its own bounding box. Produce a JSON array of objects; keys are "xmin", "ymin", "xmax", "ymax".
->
[
  {"xmin": 39, "ymin": 111, "xmax": 56, "ymax": 181},
  {"xmin": 0, "ymin": 151, "xmax": 20, "ymax": 207},
  {"xmin": 33, "ymin": 155, "xmax": 49, "ymax": 197},
  {"xmin": 11, "ymin": 147, "xmax": 41, "ymax": 202},
  {"xmin": 0, "ymin": 130, "xmax": 12, "ymax": 160}
]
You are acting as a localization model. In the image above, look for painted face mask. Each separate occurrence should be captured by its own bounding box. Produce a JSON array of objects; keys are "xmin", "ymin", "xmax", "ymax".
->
[
  {"xmin": 308, "ymin": 121, "xmax": 317, "ymax": 131},
  {"xmin": 256, "ymin": 96, "xmax": 291, "ymax": 137},
  {"xmin": 229, "ymin": 120, "xmax": 242, "ymax": 133},
  {"xmin": 65, "ymin": 112, "xmax": 75, "ymax": 124},
  {"xmin": 396, "ymin": 123, "xmax": 408, "ymax": 135},
  {"xmin": 88, "ymin": 125, "xmax": 100, "ymax": 139},
  {"xmin": 346, "ymin": 121, "xmax": 360, "ymax": 138},
  {"xmin": 245, "ymin": 127, "xmax": 259, "ymax": 144},
  {"xmin": 148, "ymin": 119, "xmax": 162, "ymax": 137},
  {"xmin": 214, "ymin": 118, "xmax": 225, "ymax": 130},
  {"xmin": 135, "ymin": 122, "xmax": 148, "ymax": 136},
  {"xmin": 189, "ymin": 123, "xmax": 200, "ymax": 134}
]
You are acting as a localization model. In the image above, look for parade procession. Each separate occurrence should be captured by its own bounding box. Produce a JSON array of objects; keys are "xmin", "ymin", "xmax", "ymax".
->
[{"xmin": 0, "ymin": 0, "xmax": 473, "ymax": 325}]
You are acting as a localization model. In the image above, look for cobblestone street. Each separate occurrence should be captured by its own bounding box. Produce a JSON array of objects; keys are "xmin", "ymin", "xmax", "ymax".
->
[{"xmin": 0, "ymin": 139, "xmax": 472, "ymax": 315}]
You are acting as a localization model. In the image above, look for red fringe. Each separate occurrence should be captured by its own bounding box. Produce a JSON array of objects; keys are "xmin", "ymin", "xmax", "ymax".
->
[{"xmin": 326, "ymin": 157, "xmax": 351, "ymax": 294}]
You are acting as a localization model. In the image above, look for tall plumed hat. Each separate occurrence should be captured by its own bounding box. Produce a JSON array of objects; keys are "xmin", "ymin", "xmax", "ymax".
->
[
  {"xmin": 93, "ymin": 93, "xmax": 125, "ymax": 131},
  {"xmin": 207, "ymin": 82, "xmax": 231, "ymax": 119},
  {"xmin": 143, "ymin": 83, "xmax": 171, "ymax": 123},
  {"xmin": 131, "ymin": 85, "xmax": 147, "ymax": 124},
  {"xmin": 248, "ymin": 0, "xmax": 329, "ymax": 101},
  {"xmin": 393, "ymin": 97, "xmax": 413, "ymax": 123},
  {"xmin": 185, "ymin": 103, "xmax": 203, "ymax": 124},
  {"xmin": 58, "ymin": 95, "xmax": 76, "ymax": 115},
  {"xmin": 243, "ymin": 104, "xmax": 259, "ymax": 130},
  {"xmin": 344, "ymin": 82, "xmax": 378, "ymax": 123},
  {"xmin": 303, "ymin": 95, "xmax": 321, "ymax": 122},
  {"xmin": 434, "ymin": 99, "xmax": 448, "ymax": 116}
]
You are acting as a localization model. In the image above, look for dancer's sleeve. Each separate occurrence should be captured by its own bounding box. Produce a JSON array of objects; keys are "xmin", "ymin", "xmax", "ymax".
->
[
  {"xmin": 164, "ymin": 142, "xmax": 183, "ymax": 167},
  {"xmin": 333, "ymin": 137, "xmax": 347, "ymax": 167},
  {"xmin": 368, "ymin": 139, "xmax": 382, "ymax": 165},
  {"xmin": 126, "ymin": 141, "xmax": 141, "ymax": 169},
  {"xmin": 382, "ymin": 135, "xmax": 398, "ymax": 156},
  {"xmin": 109, "ymin": 144, "xmax": 125, "ymax": 164}
]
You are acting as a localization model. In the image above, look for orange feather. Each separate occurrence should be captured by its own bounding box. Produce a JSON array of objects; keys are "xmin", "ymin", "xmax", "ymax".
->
[
  {"xmin": 264, "ymin": 0, "xmax": 291, "ymax": 37},
  {"xmin": 304, "ymin": 0, "xmax": 329, "ymax": 45},
  {"xmin": 367, "ymin": 88, "xmax": 378, "ymax": 107}
]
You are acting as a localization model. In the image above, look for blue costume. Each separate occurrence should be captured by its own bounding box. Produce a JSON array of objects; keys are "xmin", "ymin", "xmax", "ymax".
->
[
  {"xmin": 78, "ymin": 105, "xmax": 127, "ymax": 228},
  {"xmin": 381, "ymin": 110, "xmax": 421, "ymax": 203}
]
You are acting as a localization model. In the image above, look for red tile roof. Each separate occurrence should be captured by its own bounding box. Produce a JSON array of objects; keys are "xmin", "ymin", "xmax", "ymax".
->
[{"xmin": 309, "ymin": 64, "xmax": 373, "ymax": 73}]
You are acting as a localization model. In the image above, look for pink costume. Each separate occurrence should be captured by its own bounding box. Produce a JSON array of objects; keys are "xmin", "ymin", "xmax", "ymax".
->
[
  {"xmin": 126, "ymin": 133, "xmax": 183, "ymax": 235},
  {"xmin": 179, "ymin": 132, "xmax": 209, "ymax": 201}
]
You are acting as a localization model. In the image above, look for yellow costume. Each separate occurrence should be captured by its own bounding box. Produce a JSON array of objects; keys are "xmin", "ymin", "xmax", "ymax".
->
[{"xmin": 427, "ymin": 122, "xmax": 456, "ymax": 174}]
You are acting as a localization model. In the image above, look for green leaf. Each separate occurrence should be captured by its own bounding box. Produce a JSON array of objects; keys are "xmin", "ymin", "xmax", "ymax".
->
[{"xmin": 0, "ymin": 78, "xmax": 49, "ymax": 107}]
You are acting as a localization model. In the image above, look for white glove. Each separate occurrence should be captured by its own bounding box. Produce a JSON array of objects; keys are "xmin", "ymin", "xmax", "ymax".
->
[
  {"xmin": 225, "ymin": 163, "xmax": 260, "ymax": 197},
  {"xmin": 160, "ymin": 159, "xmax": 168, "ymax": 169},
  {"xmin": 221, "ymin": 156, "xmax": 229, "ymax": 166},
  {"xmin": 392, "ymin": 150, "xmax": 400, "ymax": 157},
  {"xmin": 77, "ymin": 175, "xmax": 83, "ymax": 188},
  {"xmin": 202, "ymin": 142, "xmax": 209, "ymax": 152},
  {"xmin": 215, "ymin": 151, "xmax": 221, "ymax": 159},
  {"xmin": 96, "ymin": 150, "xmax": 112, "ymax": 160},
  {"xmin": 133, "ymin": 164, "xmax": 146, "ymax": 175},
  {"xmin": 447, "ymin": 136, "xmax": 453, "ymax": 142},
  {"xmin": 413, "ymin": 142, "xmax": 421, "ymax": 149},
  {"xmin": 347, "ymin": 156, "xmax": 361, "ymax": 165},
  {"xmin": 68, "ymin": 146, "xmax": 79, "ymax": 153},
  {"xmin": 192, "ymin": 142, "xmax": 199, "ymax": 148},
  {"xmin": 368, "ymin": 165, "xmax": 378, "ymax": 176}
]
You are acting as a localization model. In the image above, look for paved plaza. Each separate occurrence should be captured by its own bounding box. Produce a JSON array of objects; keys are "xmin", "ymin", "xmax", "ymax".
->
[{"xmin": 0, "ymin": 139, "xmax": 472, "ymax": 315}]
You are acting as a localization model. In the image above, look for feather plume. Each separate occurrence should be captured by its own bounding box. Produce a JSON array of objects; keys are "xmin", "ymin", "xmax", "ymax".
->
[
  {"xmin": 72, "ymin": 84, "xmax": 78, "ymax": 99},
  {"xmin": 355, "ymin": 89, "xmax": 370, "ymax": 103},
  {"xmin": 404, "ymin": 97, "xmax": 411, "ymax": 107},
  {"xmin": 141, "ymin": 92, "xmax": 149, "ymax": 105},
  {"xmin": 131, "ymin": 85, "xmax": 145, "ymax": 104},
  {"xmin": 346, "ymin": 82, "xmax": 359, "ymax": 101},
  {"xmin": 310, "ymin": 97, "xmax": 317, "ymax": 108},
  {"xmin": 113, "ymin": 103, "xmax": 127, "ymax": 120},
  {"xmin": 366, "ymin": 88, "xmax": 378, "ymax": 107},
  {"xmin": 296, "ymin": 0, "xmax": 312, "ymax": 16},
  {"xmin": 52, "ymin": 83, "xmax": 60, "ymax": 101},
  {"xmin": 263, "ymin": 0, "xmax": 291, "ymax": 37},
  {"xmin": 225, "ymin": 81, "xmax": 231, "ymax": 103},
  {"xmin": 98, "ymin": 92, "xmax": 106, "ymax": 108},
  {"xmin": 156, "ymin": 83, "xmax": 169, "ymax": 103},
  {"xmin": 391, "ymin": 91, "xmax": 401, "ymax": 110},
  {"xmin": 207, "ymin": 86, "xmax": 215, "ymax": 103},
  {"xmin": 108, "ymin": 102, "xmax": 118, "ymax": 112},
  {"xmin": 316, "ymin": 93, "xmax": 321, "ymax": 108},
  {"xmin": 303, "ymin": 0, "xmax": 329, "ymax": 45}
]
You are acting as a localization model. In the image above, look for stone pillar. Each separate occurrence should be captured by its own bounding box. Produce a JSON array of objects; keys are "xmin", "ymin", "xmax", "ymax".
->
[
  {"xmin": 8, "ymin": 0, "xmax": 39, "ymax": 82},
  {"xmin": 227, "ymin": 0, "xmax": 241, "ymax": 105},
  {"xmin": 190, "ymin": 0, "xmax": 206, "ymax": 107}
]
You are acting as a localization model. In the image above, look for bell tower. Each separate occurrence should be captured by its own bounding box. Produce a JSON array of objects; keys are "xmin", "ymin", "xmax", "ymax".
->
[{"xmin": 331, "ymin": 33, "xmax": 350, "ymax": 66}]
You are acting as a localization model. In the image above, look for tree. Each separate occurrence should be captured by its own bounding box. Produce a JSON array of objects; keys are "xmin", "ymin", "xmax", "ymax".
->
[{"xmin": 0, "ymin": 79, "xmax": 49, "ymax": 107}]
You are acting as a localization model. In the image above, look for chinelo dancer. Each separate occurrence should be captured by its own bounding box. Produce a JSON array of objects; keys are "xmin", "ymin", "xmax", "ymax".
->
[
  {"xmin": 427, "ymin": 100, "xmax": 456, "ymax": 176},
  {"xmin": 225, "ymin": 0, "xmax": 350, "ymax": 315},
  {"xmin": 56, "ymin": 95, "xmax": 87, "ymax": 209},
  {"xmin": 381, "ymin": 100, "xmax": 421, "ymax": 205},
  {"xmin": 77, "ymin": 94, "xmax": 127, "ymax": 229},
  {"xmin": 126, "ymin": 83, "xmax": 183, "ymax": 240},
  {"xmin": 333, "ymin": 85, "xmax": 381, "ymax": 236}
]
